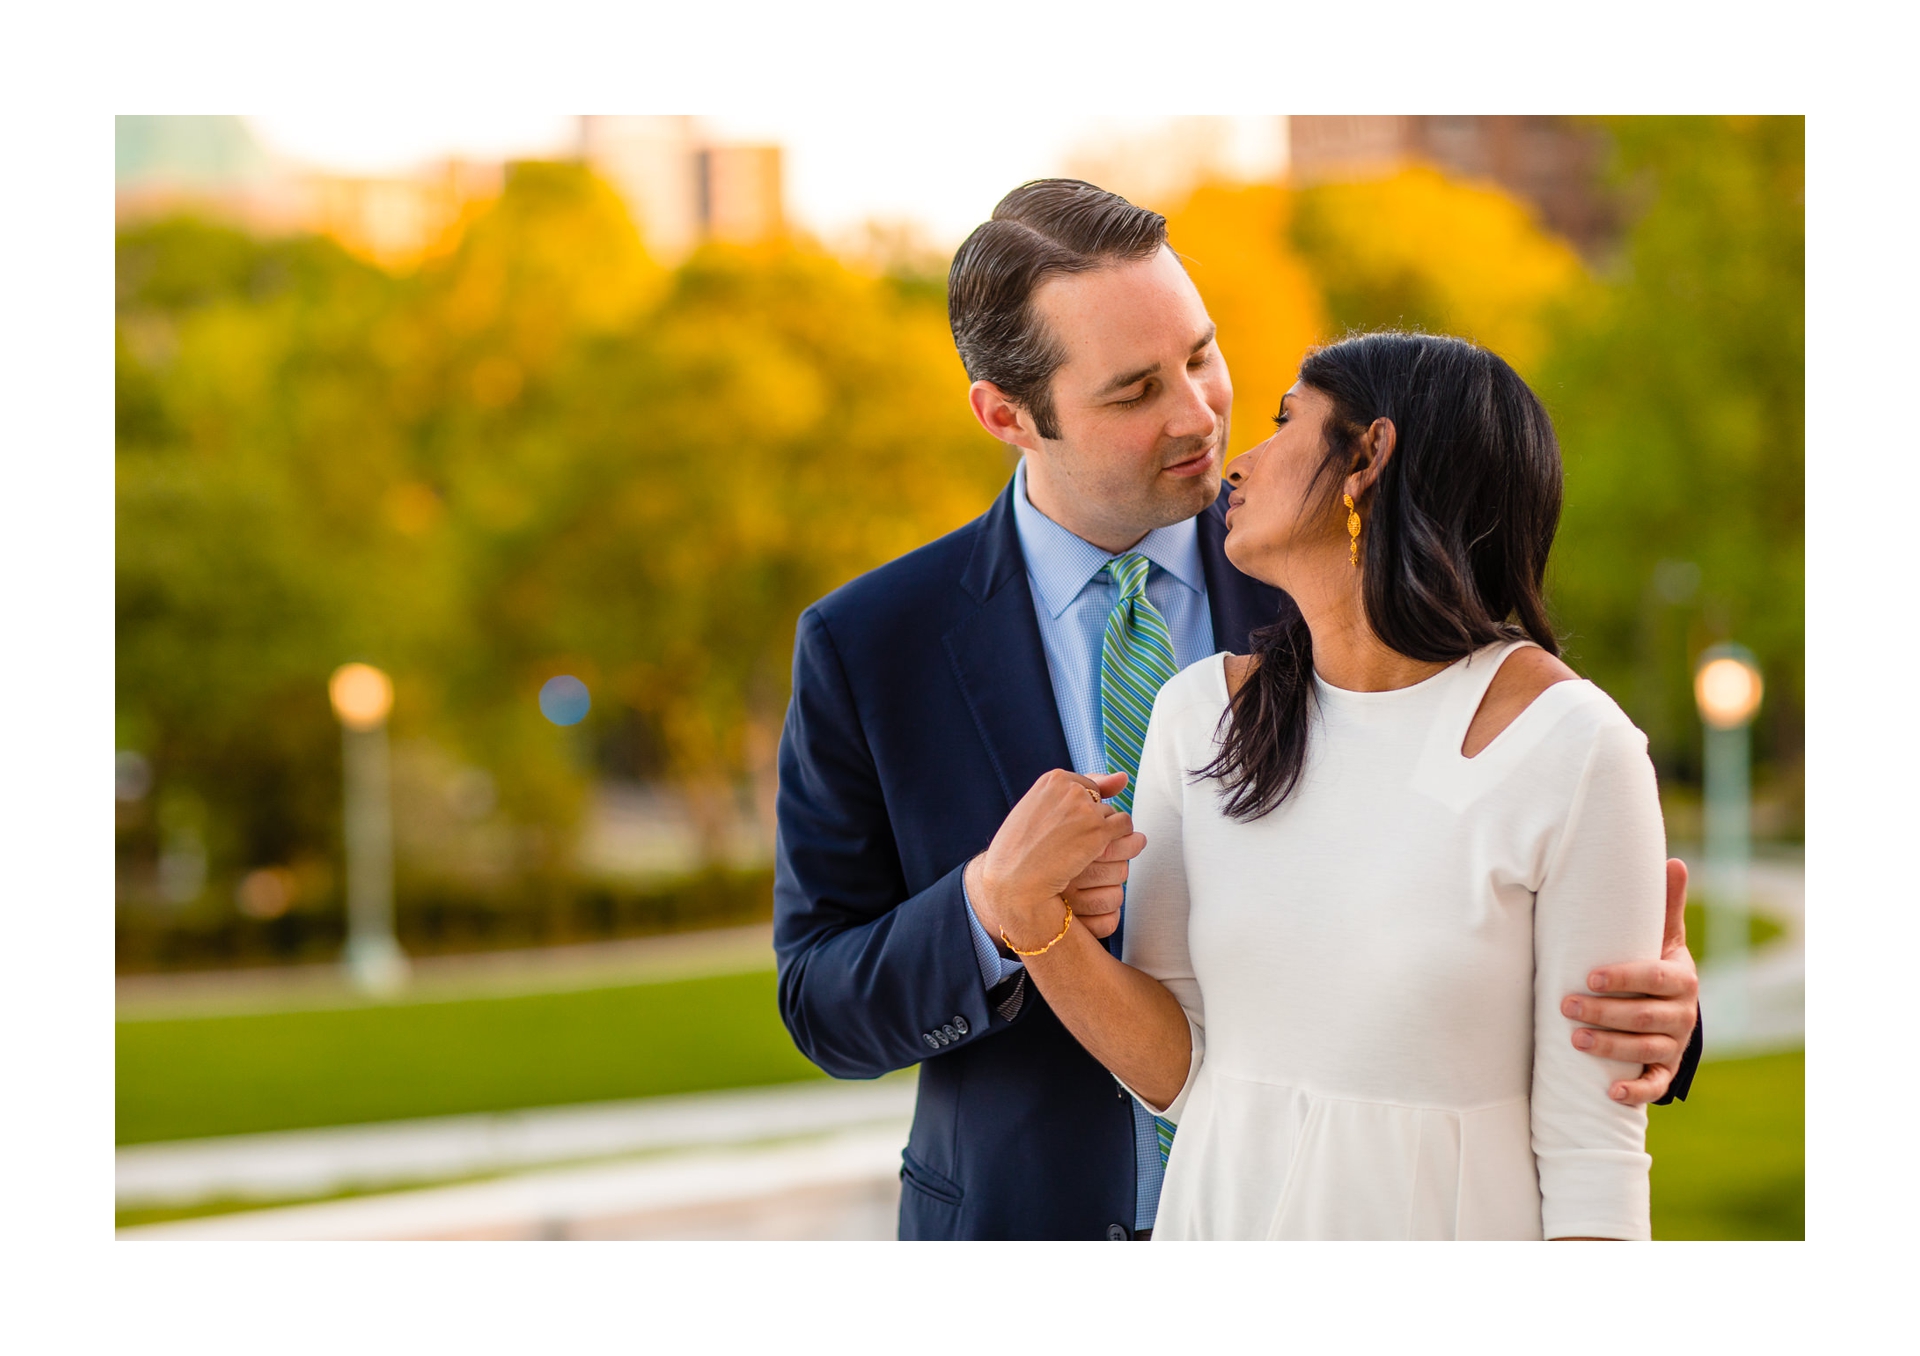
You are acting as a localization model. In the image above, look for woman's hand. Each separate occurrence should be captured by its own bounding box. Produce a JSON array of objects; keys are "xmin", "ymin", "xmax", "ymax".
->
[{"xmin": 968, "ymin": 768, "xmax": 1143, "ymax": 953}]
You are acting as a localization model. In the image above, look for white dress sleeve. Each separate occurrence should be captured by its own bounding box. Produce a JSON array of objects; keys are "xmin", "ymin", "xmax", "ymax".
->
[
  {"xmin": 1118, "ymin": 679, "xmax": 1207, "ymax": 1122},
  {"xmin": 1530, "ymin": 718, "xmax": 1667, "ymax": 1240}
]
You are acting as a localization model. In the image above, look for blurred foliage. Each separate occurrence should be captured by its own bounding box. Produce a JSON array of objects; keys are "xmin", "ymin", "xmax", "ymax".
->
[
  {"xmin": 116, "ymin": 119, "xmax": 1802, "ymax": 966},
  {"xmin": 1163, "ymin": 182, "xmax": 1325, "ymax": 461},
  {"xmin": 117, "ymin": 163, "xmax": 1008, "ymax": 952},
  {"xmin": 1289, "ymin": 164, "xmax": 1588, "ymax": 373},
  {"xmin": 1539, "ymin": 118, "xmax": 1804, "ymax": 790},
  {"xmin": 115, "ymin": 865, "xmax": 775, "ymax": 975}
]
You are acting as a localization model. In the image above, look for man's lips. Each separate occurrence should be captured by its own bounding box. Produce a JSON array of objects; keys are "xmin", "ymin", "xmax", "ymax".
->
[{"xmin": 1161, "ymin": 445, "xmax": 1218, "ymax": 478}]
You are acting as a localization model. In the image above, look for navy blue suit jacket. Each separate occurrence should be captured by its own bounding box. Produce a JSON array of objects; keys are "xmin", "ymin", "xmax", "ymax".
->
[{"xmin": 772, "ymin": 478, "xmax": 1700, "ymax": 1240}]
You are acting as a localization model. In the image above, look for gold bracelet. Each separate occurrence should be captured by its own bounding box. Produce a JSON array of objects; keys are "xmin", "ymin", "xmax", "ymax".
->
[{"xmin": 1001, "ymin": 904, "xmax": 1075, "ymax": 957}]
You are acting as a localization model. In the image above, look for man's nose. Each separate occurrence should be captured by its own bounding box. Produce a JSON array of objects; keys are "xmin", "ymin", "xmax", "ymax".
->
[{"xmin": 1164, "ymin": 366, "xmax": 1218, "ymax": 440}]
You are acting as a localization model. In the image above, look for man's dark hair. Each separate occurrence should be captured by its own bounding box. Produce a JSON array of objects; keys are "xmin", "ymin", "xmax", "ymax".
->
[
  {"xmin": 1198, "ymin": 331, "xmax": 1567, "ymax": 820},
  {"xmin": 947, "ymin": 180, "xmax": 1168, "ymax": 439}
]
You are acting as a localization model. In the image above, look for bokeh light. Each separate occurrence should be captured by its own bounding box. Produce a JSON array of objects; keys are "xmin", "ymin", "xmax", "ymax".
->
[
  {"xmin": 115, "ymin": 750, "xmax": 153, "ymax": 802},
  {"xmin": 1695, "ymin": 654, "xmax": 1765, "ymax": 730},
  {"xmin": 329, "ymin": 663, "xmax": 394, "ymax": 731},
  {"xmin": 539, "ymin": 675, "xmax": 592, "ymax": 726}
]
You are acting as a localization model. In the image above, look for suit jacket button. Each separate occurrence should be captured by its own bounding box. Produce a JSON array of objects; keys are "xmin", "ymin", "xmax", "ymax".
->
[
  {"xmin": 923, "ymin": 1033, "xmax": 939, "ymax": 1050},
  {"xmin": 1106, "ymin": 1224, "xmax": 1129, "ymax": 1241},
  {"xmin": 940, "ymin": 1024, "xmax": 957, "ymax": 1041},
  {"xmin": 952, "ymin": 1015, "xmax": 970, "ymax": 1035}
]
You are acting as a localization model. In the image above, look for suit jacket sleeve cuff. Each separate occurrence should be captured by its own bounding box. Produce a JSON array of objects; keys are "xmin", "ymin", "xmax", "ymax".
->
[{"xmin": 1654, "ymin": 1003, "xmax": 1704, "ymax": 1105}]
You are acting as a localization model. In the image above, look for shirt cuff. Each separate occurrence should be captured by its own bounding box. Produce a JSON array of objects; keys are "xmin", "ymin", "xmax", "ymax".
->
[{"xmin": 962, "ymin": 869, "xmax": 1026, "ymax": 991}]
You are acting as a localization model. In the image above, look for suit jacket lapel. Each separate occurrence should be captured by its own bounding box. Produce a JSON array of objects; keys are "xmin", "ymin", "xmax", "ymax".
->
[
  {"xmin": 1197, "ymin": 483, "xmax": 1292, "ymax": 652},
  {"xmin": 945, "ymin": 479, "xmax": 1074, "ymax": 811}
]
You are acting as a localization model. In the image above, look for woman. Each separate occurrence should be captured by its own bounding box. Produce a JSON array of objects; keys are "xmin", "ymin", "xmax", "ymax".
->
[{"xmin": 1007, "ymin": 331, "xmax": 1666, "ymax": 1240}]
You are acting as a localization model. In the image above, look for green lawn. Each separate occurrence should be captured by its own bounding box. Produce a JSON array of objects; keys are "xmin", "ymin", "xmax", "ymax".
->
[
  {"xmin": 1682, "ymin": 902, "xmax": 1785, "ymax": 966},
  {"xmin": 117, "ymin": 968, "xmax": 827, "ymax": 1145},
  {"xmin": 1648, "ymin": 1048, "xmax": 1804, "ymax": 1239},
  {"xmin": 120, "ymin": 969, "xmax": 1805, "ymax": 1242}
]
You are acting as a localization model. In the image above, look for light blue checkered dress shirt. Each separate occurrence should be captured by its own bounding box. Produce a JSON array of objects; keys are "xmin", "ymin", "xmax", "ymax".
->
[{"xmin": 960, "ymin": 459, "xmax": 1217, "ymax": 1233}]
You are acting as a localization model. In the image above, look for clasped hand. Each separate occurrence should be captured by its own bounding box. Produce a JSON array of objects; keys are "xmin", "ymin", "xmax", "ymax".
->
[
  {"xmin": 966, "ymin": 769, "xmax": 1699, "ymax": 1110},
  {"xmin": 967, "ymin": 769, "xmax": 1146, "ymax": 953}
]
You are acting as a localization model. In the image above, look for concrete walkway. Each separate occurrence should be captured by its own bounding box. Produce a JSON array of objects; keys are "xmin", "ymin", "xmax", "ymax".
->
[
  {"xmin": 118, "ymin": 1076, "xmax": 916, "ymax": 1213},
  {"xmin": 119, "ymin": 1122, "xmax": 910, "ymax": 1240}
]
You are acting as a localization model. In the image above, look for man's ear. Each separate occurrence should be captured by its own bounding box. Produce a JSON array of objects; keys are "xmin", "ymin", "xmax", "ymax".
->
[
  {"xmin": 1342, "ymin": 417, "xmax": 1397, "ymax": 503},
  {"xmin": 968, "ymin": 380, "xmax": 1042, "ymax": 453}
]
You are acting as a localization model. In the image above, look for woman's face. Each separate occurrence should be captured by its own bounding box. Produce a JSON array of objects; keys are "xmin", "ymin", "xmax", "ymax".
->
[{"xmin": 1221, "ymin": 382, "xmax": 1349, "ymax": 588}]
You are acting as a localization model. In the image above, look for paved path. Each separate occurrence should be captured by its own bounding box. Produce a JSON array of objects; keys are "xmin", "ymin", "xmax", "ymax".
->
[
  {"xmin": 118, "ymin": 1076, "xmax": 916, "ymax": 1211},
  {"xmin": 119, "ymin": 1123, "xmax": 909, "ymax": 1240}
]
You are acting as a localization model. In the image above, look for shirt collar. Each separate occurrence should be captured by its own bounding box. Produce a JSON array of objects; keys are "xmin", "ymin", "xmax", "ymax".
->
[{"xmin": 1010, "ymin": 459, "xmax": 1207, "ymax": 620}]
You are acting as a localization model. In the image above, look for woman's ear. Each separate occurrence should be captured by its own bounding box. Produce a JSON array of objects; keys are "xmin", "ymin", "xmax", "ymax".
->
[{"xmin": 1342, "ymin": 417, "xmax": 1398, "ymax": 502}]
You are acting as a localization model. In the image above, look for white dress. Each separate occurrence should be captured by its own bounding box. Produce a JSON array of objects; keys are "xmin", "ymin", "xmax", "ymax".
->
[{"xmin": 1121, "ymin": 640, "xmax": 1666, "ymax": 1240}]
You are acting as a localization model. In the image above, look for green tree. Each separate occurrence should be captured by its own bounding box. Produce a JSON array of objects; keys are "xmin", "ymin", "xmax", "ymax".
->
[
  {"xmin": 1537, "ymin": 117, "xmax": 1804, "ymax": 807},
  {"xmin": 116, "ymin": 220, "xmax": 416, "ymax": 898},
  {"xmin": 117, "ymin": 164, "xmax": 1009, "ymax": 951}
]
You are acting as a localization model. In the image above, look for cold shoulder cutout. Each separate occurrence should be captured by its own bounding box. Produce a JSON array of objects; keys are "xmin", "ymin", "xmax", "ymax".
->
[{"xmin": 1461, "ymin": 643, "xmax": 1581, "ymax": 759}]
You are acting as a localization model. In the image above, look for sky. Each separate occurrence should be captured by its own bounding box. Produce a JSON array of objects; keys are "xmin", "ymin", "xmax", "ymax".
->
[{"xmin": 246, "ymin": 113, "xmax": 1289, "ymax": 249}]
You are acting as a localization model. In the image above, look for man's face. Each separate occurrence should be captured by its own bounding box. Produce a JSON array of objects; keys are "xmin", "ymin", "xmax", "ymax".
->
[{"xmin": 1022, "ymin": 246, "xmax": 1233, "ymax": 549}]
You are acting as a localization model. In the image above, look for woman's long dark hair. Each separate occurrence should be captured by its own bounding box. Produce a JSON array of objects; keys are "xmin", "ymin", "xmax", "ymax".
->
[{"xmin": 1200, "ymin": 331, "xmax": 1564, "ymax": 820}]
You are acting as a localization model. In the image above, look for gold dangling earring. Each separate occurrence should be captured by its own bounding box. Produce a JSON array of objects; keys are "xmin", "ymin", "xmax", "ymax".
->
[{"xmin": 1344, "ymin": 493, "xmax": 1361, "ymax": 567}]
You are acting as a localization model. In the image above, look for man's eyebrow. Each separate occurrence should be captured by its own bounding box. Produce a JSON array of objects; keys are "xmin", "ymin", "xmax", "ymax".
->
[
  {"xmin": 1097, "ymin": 362, "xmax": 1160, "ymax": 398},
  {"xmin": 1097, "ymin": 325, "xmax": 1220, "ymax": 398}
]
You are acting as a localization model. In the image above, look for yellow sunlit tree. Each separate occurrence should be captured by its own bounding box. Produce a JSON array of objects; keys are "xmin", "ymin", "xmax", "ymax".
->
[
  {"xmin": 1163, "ymin": 182, "xmax": 1326, "ymax": 464},
  {"xmin": 1290, "ymin": 165, "xmax": 1588, "ymax": 376}
]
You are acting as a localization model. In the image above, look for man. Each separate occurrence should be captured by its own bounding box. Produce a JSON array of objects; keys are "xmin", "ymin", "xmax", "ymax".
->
[{"xmin": 773, "ymin": 179, "xmax": 1702, "ymax": 1240}]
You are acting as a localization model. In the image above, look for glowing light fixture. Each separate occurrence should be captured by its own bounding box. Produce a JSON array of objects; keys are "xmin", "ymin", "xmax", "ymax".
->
[
  {"xmin": 1694, "ymin": 653, "xmax": 1764, "ymax": 730},
  {"xmin": 329, "ymin": 661, "xmax": 407, "ymax": 993},
  {"xmin": 329, "ymin": 663, "xmax": 395, "ymax": 731},
  {"xmin": 1693, "ymin": 642, "xmax": 1762, "ymax": 1047}
]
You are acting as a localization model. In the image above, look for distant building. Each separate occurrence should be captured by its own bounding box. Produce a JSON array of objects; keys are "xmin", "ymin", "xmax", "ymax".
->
[
  {"xmin": 1063, "ymin": 116, "xmax": 1291, "ymax": 216},
  {"xmin": 115, "ymin": 116, "xmax": 501, "ymax": 267},
  {"xmin": 578, "ymin": 116, "xmax": 784, "ymax": 261},
  {"xmin": 296, "ymin": 161, "xmax": 503, "ymax": 265},
  {"xmin": 115, "ymin": 115, "xmax": 297, "ymax": 234},
  {"xmin": 1286, "ymin": 116, "xmax": 1616, "ymax": 254}
]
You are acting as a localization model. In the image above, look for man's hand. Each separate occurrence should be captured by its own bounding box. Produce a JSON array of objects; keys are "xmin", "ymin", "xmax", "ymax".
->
[
  {"xmin": 1562, "ymin": 858, "xmax": 1700, "ymax": 1105},
  {"xmin": 968, "ymin": 769, "xmax": 1143, "ymax": 953}
]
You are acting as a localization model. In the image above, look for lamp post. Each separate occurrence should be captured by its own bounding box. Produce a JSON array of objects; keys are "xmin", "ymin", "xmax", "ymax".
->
[
  {"xmin": 1693, "ymin": 643, "xmax": 1764, "ymax": 1044},
  {"xmin": 329, "ymin": 662, "xmax": 409, "ymax": 995}
]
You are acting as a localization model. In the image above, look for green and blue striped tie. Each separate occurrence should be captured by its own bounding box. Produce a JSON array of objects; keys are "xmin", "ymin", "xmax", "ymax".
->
[{"xmin": 1098, "ymin": 552, "xmax": 1181, "ymax": 1167}]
